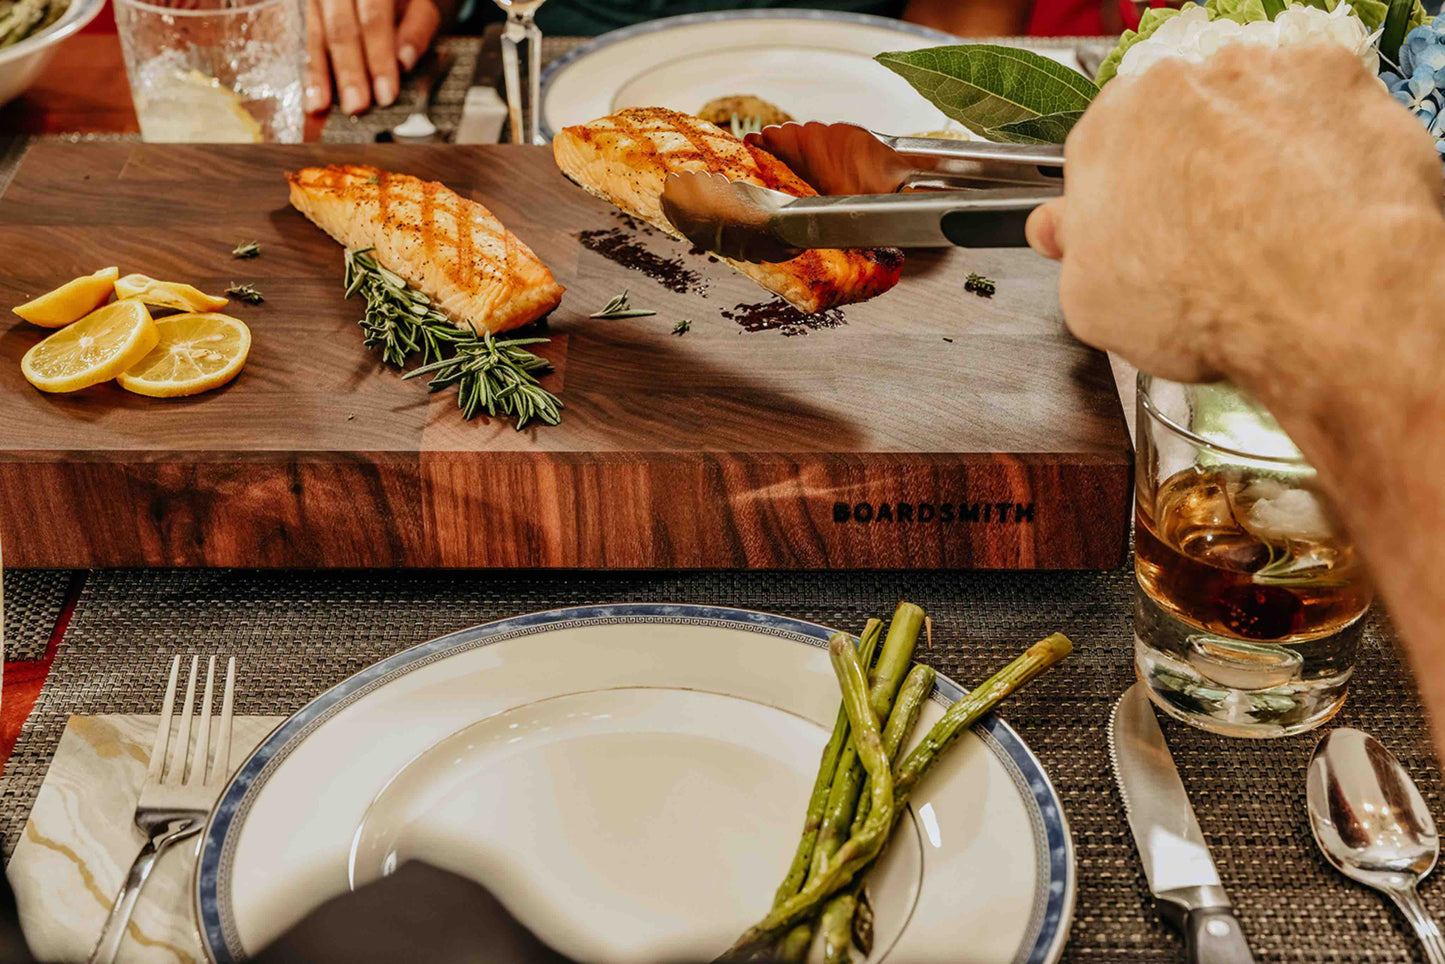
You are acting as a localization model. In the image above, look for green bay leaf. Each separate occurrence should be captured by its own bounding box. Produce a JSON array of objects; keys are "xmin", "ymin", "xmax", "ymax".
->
[
  {"xmin": 875, "ymin": 44, "xmax": 1098, "ymax": 137},
  {"xmin": 985, "ymin": 110, "xmax": 1085, "ymax": 144}
]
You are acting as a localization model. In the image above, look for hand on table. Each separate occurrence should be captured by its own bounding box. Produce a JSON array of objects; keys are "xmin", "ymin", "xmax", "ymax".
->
[
  {"xmin": 1025, "ymin": 44, "xmax": 1443, "ymax": 384},
  {"xmin": 305, "ymin": 0, "xmax": 448, "ymax": 115}
]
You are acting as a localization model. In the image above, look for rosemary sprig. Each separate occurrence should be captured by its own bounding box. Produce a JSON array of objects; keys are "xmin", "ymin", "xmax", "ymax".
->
[
  {"xmin": 402, "ymin": 332, "xmax": 560, "ymax": 425},
  {"xmin": 590, "ymin": 289, "xmax": 656, "ymax": 319},
  {"xmin": 342, "ymin": 248, "xmax": 562, "ymax": 429},
  {"xmin": 672, "ymin": 318, "xmax": 692, "ymax": 335},
  {"xmin": 232, "ymin": 240, "xmax": 260, "ymax": 259},
  {"xmin": 226, "ymin": 282, "xmax": 264, "ymax": 304}
]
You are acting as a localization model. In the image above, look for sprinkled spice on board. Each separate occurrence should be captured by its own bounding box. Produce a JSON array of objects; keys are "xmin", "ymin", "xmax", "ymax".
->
[
  {"xmin": 615, "ymin": 212, "xmax": 653, "ymax": 234},
  {"xmin": 578, "ymin": 228, "xmax": 707, "ymax": 295},
  {"xmin": 722, "ymin": 299, "xmax": 846, "ymax": 336}
]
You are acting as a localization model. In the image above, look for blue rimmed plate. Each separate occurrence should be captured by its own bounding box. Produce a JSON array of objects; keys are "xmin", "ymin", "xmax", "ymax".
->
[{"xmin": 196, "ymin": 605, "xmax": 1073, "ymax": 962}]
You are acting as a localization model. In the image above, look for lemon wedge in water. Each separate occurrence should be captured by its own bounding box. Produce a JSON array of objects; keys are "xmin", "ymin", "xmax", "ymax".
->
[{"xmin": 136, "ymin": 70, "xmax": 265, "ymax": 144}]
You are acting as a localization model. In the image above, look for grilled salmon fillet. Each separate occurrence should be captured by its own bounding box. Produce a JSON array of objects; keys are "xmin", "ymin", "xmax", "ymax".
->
[
  {"xmin": 287, "ymin": 165, "xmax": 563, "ymax": 334},
  {"xmin": 552, "ymin": 107, "xmax": 902, "ymax": 314}
]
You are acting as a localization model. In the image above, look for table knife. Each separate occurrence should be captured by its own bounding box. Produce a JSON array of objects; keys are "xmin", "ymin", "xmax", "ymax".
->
[{"xmin": 1108, "ymin": 683, "xmax": 1255, "ymax": 964}]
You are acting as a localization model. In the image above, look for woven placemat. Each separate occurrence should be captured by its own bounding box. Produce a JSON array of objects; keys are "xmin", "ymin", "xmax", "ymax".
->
[
  {"xmin": 0, "ymin": 570, "xmax": 70, "ymax": 662},
  {"xmin": 0, "ymin": 566, "xmax": 1439, "ymax": 962},
  {"xmin": 318, "ymin": 34, "xmax": 482, "ymax": 144}
]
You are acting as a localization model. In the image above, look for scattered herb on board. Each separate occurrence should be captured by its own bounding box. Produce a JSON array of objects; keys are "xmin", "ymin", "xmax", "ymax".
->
[
  {"xmin": 343, "ymin": 248, "xmax": 562, "ymax": 429},
  {"xmin": 226, "ymin": 282, "xmax": 264, "ymax": 304},
  {"xmin": 590, "ymin": 290, "xmax": 656, "ymax": 319},
  {"xmin": 965, "ymin": 272, "xmax": 996, "ymax": 298},
  {"xmin": 672, "ymin": 318, "xmax": 692, "ymax": 336},
  {"xmin": 942, "ymin": 337, "xmax": 954, "ymax": 343},
  {"xmin": 232, "ymin": 241, "xmax": 261, "ymax": 259}
]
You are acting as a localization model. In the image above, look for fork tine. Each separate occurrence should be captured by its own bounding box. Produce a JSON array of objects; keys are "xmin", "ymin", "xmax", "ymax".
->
[
  {"xmin": 187, "ymin": 656, "xmax": 215, "ymax": 786},
  {"xmin": 212, "ymin": 657, "xmax": 236, "ymax": 784},
  {"xmin": 168, "ymin": 656, "xmax": 199, "ymax": 784},
  {"xmin": 145, "ymin": 657, "xmax": 181, "ymax": 783}
]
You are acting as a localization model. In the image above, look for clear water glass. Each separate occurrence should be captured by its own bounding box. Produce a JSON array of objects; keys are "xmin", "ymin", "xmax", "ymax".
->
[
  {"xmin": 1134, "ymin": 375, "xmax": 1372, "ymax": 737},
  {"xmin": 115, "ymin": 0, "xmax": 304, "ymax": 143}
]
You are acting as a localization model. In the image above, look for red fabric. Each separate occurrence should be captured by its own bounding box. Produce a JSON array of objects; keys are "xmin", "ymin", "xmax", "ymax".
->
[
  {"xmin": 82, "ymin": 0, "xmax": 114, "ymax": 32},
  {"xmin": 0, "ymin": 575, "xmax": 83, "ymax": 771},
  {"xmin": 1027, "ymin": 0, "xmax": 1146, "ymax": 36}
]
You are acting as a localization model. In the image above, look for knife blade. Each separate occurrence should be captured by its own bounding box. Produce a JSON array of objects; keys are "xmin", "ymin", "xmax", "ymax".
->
[{"xmin": 1108, "ymin": 683, "xmax": 1255, "ymax": 964}]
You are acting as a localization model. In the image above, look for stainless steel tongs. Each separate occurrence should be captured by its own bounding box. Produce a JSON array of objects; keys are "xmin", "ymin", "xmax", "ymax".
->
[
  {"xmin": 745, "ymin": 121, "xmax": 1064, "ymax": 195},
  {"xmin": 660, "ymin": 122, "xmax": 1064, "ymax": 263},
  {"xmin": 660, "ymin": 174, "xmax": 1055, "ymax": 264}
]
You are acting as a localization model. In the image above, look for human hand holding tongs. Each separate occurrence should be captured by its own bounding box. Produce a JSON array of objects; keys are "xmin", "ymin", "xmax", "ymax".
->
[{"xmin": 660, "ymin": 121, "xmax": 1063, "ymax": 263}]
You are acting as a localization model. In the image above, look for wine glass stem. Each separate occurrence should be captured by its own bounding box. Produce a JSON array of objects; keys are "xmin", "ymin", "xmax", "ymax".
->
[
  {"xmin": 502, "ymin": 10, "xmax": 542, "ymax": 144},
  {"xmin": 500, "ymin": 15, "xmax": 526, "ymax": 144},
  {"xmin": 525, "ymin": 17, "xmax": 541, "ymax": 144}
]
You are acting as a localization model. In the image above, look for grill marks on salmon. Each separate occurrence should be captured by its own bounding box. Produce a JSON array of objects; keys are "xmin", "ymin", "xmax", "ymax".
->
[
  {"xmin": 552, "ymin": 107, "xmax": 902, "ymax": 314},
  {"xmin": 287, "ymin": 164, "xmax": 564, "ymax": 334}
]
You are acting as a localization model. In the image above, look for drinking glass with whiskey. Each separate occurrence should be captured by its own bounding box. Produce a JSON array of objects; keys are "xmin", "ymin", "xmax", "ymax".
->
[{"xmin": 1134, "ymin": 375, "xmax": 1371, "ymax": 737}]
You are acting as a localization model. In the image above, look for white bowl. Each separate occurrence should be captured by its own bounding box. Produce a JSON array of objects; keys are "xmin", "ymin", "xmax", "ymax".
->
[{"xmin": 0, "ymin": 0, "xmax": 106, "ymax": 108}]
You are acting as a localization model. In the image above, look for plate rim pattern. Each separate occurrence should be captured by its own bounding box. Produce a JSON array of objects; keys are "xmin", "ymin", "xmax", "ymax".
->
[{"xmin": 195, "ymin": 603, "xmax": 1073, "ymax": 964}]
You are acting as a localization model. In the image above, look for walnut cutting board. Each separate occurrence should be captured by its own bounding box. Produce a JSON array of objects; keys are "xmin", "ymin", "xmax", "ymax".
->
[{"xmin": 0, "ymin": 143, "xmax": 1130, "ymax": 569}]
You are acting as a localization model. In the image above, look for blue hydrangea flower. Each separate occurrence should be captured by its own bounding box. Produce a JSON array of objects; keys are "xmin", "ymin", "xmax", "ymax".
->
[
  {"xmin": 1388, "ymin": 16, "xmax": 1445, "ymax": 159},
  {"xmin": 1430, "ymin": 108, "xmax": 1445, "ymax": 155}
]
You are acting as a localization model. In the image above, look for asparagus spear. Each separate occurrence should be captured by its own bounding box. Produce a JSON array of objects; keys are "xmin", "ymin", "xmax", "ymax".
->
[
  {"xmin": 776, "ymin": 920, "xmax": 816, "ymax": 963},
  {"xmin": 820, "ymin": 892, "xmax": 857, "ymax": 964},
  {"xmin": 772, "ymin": 620, "xmax": 883, "ymax": 910},
  {"xmin": 818, "ymin": 663, "xmax": 936, "ymax": 961},
  {"xmin": 852, "ymin": 888, "xmax": 875, "ymax": 957},
  {"xmin": 852, "ymin": 662, "xmax": 935, "ymax": 834},
  {"xmin": 725, "ymin": 635, "xmax": 895, "ymax": 957},
  {"xmin": 810, "ymin": 603, "xmax": 924, "ymax": 879},
  {"xmin": 787, "ymin": 606, "xmax": 925, "ymax": 959},
  {"xmin": 723, "ymin": 632, "xmax": 1073, "ymax": 957},
  {"xmin": 892, "ymin": 633, "xmax": 1072, "ymax": 803}
]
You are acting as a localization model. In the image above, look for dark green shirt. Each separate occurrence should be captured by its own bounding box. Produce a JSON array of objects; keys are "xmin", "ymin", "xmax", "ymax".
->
[{"xmin": 531, "ymin": 0, "xmax": 908, "ymax": 37}]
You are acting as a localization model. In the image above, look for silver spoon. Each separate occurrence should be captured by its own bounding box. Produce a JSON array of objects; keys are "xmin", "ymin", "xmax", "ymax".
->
[{"xmin": 1308, "ymin": 728, "xmax": 1445, "ymax": 963}]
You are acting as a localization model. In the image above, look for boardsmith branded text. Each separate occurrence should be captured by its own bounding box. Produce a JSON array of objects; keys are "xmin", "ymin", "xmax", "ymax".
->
[{"xmin": 833, "ymin": 502, "xmax": 1035, "ymax": 524}]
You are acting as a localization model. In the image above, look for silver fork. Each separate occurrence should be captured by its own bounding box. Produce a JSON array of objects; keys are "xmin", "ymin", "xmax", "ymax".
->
[{"xmin": 89, "ymin": 656, "xmax": 236, "ymax": 964}]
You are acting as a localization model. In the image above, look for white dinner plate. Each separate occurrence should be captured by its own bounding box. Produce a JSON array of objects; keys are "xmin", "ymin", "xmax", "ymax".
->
[
  {"xmin": 539, "ymin": 10, "xmax": 952, "ymax": 139},
  {"xmin": 196, "ymin": 605, "xmax": 1073, "ymax": 962}
]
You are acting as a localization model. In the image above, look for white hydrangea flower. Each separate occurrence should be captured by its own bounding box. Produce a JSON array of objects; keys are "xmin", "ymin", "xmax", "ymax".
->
[{"xmin": 1116, "ymin": 2, "xmax": 1380, "ymax": 80}]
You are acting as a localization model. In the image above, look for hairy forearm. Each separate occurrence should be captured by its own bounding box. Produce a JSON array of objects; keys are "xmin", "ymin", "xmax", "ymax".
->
[{"xmin": 1218, "ymin": 211, "xmax": 1445, "ymax": 742}]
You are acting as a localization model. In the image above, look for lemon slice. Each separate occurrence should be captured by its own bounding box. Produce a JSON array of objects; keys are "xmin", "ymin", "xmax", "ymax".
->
[
  {"xmin": 115, "ymin": 274, "xmax": 229, "ymax": 312},
  {"xmin": 21, "ymin": 300, "xmax": 159, "ymax": 394},
  {"xmin": 13, "ymin": 267, "xmax": 120, "ymax": 328},
  {"xmin": 117, "ymin": 312, "xmax": 252, "ymax": 398},
  {"xmin": 136, "ymin": 70, "xmax": 265, "ymax": 144}
]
